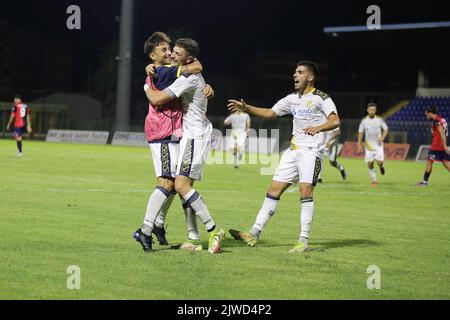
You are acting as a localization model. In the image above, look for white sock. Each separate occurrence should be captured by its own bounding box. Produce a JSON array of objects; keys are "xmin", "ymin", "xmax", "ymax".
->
[
  {"xmin": 155, "ymin": 192, "xmax": 175, "ymax": 228},
  {"xmin": 250, "ymin": 194, "xmax": 280, "ymax": 238},
  {"xmin": 181, "ymin": 196, "xmax": 200, "ymax": 240},
  {"xmin": 184, "ymin": 189, "xmax": 216, "ymax": 232},
  {"xmin": 141, "ymin": 187, "xmax": 170, "ymax": 236},
  {"xmin": 369, "ymin": 168, "xmax": 377, "ymax": 182},
  {"xmin": 299, "ymin": 198, "xmax": 314, "ymax": 243}
]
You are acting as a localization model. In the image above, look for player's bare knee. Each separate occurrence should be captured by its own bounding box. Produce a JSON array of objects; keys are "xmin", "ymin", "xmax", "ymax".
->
[
  {"xmin": 164, "ymin": 179, "xmax": 175, "ymax": 192},
  {"xmin": 174, "ymin": 177, "xmax": 190, "ymax": 196},
  {"xmin": 267, "ymin": 183, "xmax": 285, "ymax": 199},
  {"xmin": 266, "ymin": 188, "xmax": 281, "ymax": 199},
  {"xmin": 300, "ymin": 184, "xmax": 314, "ymax": 199}
]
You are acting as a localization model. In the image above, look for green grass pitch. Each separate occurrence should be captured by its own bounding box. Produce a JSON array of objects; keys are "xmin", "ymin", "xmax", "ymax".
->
[{"xmin": 0, "ymin": 139, "xmax": 449, "ymax": 299}]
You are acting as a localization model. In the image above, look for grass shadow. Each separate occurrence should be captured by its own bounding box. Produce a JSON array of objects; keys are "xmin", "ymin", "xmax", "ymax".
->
[{"xmin": 310, "ymin": 239, "xmax": 381, "ymax": 252}]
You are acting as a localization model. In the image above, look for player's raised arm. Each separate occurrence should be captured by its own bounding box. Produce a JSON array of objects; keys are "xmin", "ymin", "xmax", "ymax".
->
[
  {"xmin": 227, "ymin": 99, "xmax": 276, "ymax": 120},
  {"xmin": 181, "ymin": 59, "xmax": 203, "ymax": 75},
  {"xmin": 304, "ymin": 112, "xmax": 340, "ymax": 136}
]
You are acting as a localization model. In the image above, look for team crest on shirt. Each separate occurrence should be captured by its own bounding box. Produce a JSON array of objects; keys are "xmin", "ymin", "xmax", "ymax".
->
[{"xmin": 306, "ymin": 100, "xmax": 313, "ymax": 108}]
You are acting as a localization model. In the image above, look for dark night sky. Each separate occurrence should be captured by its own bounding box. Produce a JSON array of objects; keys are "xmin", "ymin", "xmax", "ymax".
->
[
  {"xmin": 3, "ymin": 0, "xmax": 450, "ymax": 68},
  {"xmin": 1, "ymin": 0, "xmax": 450, "ymax": 119}
]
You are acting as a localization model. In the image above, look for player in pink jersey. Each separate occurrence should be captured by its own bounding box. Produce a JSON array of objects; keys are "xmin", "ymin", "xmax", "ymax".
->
[{"xmin": 6, "ymin": 95, "xmax": 32, "ymax": 157}]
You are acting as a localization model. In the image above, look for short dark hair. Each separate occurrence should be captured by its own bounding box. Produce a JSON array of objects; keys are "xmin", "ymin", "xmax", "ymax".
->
[
  {"xmin": 175, "ymin": 38, "xmax": 199, "ymax": 58},
  {"xmin": 426, "ymin": 106, "xmax": 437, "ymax": 114},
  {"xmin": 367, "ymin": 102, "xmax": 377, "ymax": 108},
  {"xmin": 14, "ymin": 94, "xmax": 21, "ymax": 100},
  {"xmin": 297, "ymin": 60, "xmax": 319, "ymax": 77},
  {"xmin": 144, "ymin": 32, "xmax": 171, "ymax": 56}
]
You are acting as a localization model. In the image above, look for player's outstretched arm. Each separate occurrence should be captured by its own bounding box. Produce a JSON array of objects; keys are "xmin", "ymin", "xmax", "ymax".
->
[
  {"xmin": 304, "ymin": 113, "xmax": 340, "ymax": 136},
  {"xmin": 227, "ymin": 99, "xmax": 276, "ymax": 120}
]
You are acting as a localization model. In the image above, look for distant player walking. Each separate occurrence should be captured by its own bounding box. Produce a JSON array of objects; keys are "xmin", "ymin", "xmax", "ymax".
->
[
  {"xmin": 6, "ymin": 95, "xmax": 32, "ymax": 157},
  {"xmin": 417, "ymin": 106, "xmax": 450, "ymax": 186},
  {"xmin": 224, "ymin": 110, "xmax": 251, "ymax": 168},
  {"xmin": 357, "ymin": 103, "xmax": 388, "ymax": 186}
]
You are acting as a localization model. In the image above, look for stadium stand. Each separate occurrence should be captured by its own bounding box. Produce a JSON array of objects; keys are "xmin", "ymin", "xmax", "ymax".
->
[{"xmin": 386, "ymin": 96, "xmax": 450, "ymax": 146}]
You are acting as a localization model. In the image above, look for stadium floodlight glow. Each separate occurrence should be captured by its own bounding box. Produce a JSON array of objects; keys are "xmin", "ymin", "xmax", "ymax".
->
[{"xmin": 323, "ymin": 20, "xmax": 450, "ymax": 34}]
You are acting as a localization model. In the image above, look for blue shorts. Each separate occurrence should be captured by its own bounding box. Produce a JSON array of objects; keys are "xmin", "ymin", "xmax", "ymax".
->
[
  {"xmin": 427, "ymin": 150, "xmax": 450, "ymax": 162},
  {"xmin": 13, "ymin": 127, "xmax": 25, "ymax": 136}
]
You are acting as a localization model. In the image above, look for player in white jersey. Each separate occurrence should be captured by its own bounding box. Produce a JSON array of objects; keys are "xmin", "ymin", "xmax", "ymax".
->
[
  {"xmin": 357, "ymin": 103, "xmax": 388, "ymax": 186},
  {"xmin": 227, "ymin": 61, "xmax": 340, "ymax": 253},
  {"xmin": 224, "ymin": 110, "xmax": 251, "ymax": 168},
  {"xmin": 144, "ymin": 38, "xmax": 224, "ymax": 254},
  {"xmin": 317, "ymin": 127, "xmax": 347, "ymax": 182}
]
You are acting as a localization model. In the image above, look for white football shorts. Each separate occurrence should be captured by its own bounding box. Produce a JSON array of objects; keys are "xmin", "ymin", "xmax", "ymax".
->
[
  {"xmin": 272, "ymin": 148, "xmax": 322, "ymax": 186},
  {"xmin": 149, "ymin": 142, "xmax": 180, "ymax": 178}
]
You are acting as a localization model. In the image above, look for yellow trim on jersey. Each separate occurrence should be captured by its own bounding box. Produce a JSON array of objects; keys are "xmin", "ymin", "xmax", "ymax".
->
[
  {"xmin": 177, "ymin": 66, "xmax": 182, "ymax": 78},
  {"xmin": 290, "ymin": 137, "xmax": 299, "ymax": 150}
]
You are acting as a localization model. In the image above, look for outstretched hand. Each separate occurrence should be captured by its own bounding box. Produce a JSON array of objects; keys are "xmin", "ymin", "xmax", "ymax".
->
[{"xmin": 227, "ymin": 99, "xmax": 247, "ymax": 113}]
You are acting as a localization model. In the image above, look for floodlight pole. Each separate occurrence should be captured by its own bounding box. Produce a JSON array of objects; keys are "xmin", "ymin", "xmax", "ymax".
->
[{"xmin": 115, "ymin": 0, "xmax": 134, "ymax": 131}]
